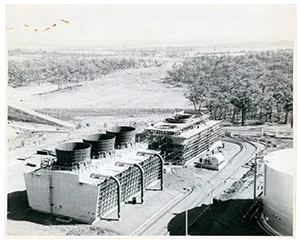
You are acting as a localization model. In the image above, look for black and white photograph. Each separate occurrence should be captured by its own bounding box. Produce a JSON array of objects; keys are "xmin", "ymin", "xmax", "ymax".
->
[{"xmin": 4, "ymin": 4, "xmax": 297, "ymax": 237}]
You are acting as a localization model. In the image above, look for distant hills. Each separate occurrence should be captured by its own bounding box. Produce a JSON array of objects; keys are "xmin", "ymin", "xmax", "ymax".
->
[{"xmin": 7, "ymin": 40, "xmax": 293, "ymax": 53}]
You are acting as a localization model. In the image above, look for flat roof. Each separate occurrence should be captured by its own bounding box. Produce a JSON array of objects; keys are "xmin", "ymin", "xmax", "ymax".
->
[
  {"xmin": 264, "ymin": 148, "xmax": 296, "ymax": 177},
  {"xmin": 25, "ymin": 142, "xmax": 155, "ymax": 185},
  {"xmin": 83, "ymin": 143, "xmax": 150, "ymax": 183},
  {"xmin": 179, "ymin": 120, "xmax": 221, "ymax": 138},
  {"xmin": 147, "ymin": 119, "xmax": 221, "ymax": 136},
  {"xmin": 96, "ymin": 161, "xmax": 128, "ymax": 175},
  {"xmin": 146, "ymin": 115, "xmax": 210, "ymax": 133}
]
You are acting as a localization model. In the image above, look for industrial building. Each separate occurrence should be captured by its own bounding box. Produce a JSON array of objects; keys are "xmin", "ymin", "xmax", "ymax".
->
[
  {"xmin": 23, "ymin": 126, "xmax": 164, "ymax": 223},
  {"xmin": 23, "ymin": 112, "xmax": 224, "ymax": 224},
  {"xmin": 260, "ymin": 148, "xmax": 295, "ymax": 236},
  {"xmin": 145, "ymin": 111, "xmax": 222, "ymax": 165}
]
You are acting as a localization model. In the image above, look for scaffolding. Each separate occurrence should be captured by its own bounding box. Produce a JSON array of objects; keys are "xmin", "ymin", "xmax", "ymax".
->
[
  {"xmin": 96, "ymin": 176, "xmax": 121, "ymax": 220},
  {"xmin": 146, "ymin": 112, "xmax": 222, "ymax": 165},
  {"xmin": 55, "ymin": 142, "xmax": 164, "ymax": 220}
]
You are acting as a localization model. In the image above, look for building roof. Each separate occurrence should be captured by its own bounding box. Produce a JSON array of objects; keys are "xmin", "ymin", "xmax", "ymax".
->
[
  {"xmin": 146, "ymin": 114, "xmax": 209, "ymax": 134},
  {"xmin": 25, "ymin": 142, "xmax": 154, "ymax": 186},
  {"xmin": 264, "ymin": 148, "xmax": 296, "ymax": 177},
  {"xmin": 179, "ymin": 120, "xmax": 221, "ymax": 138},
  {"xmin": 146, "ymin": 115, "xmax": 221, "ymax": 139}
]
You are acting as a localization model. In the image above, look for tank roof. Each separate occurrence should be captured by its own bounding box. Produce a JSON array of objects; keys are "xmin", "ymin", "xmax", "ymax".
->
[{"xmin": 264, "ymin": 148, "xmax": 296, "ymax": 177}]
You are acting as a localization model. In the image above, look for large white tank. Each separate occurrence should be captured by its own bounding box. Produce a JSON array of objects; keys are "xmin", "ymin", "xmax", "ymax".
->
[{"xmin": 262, "ymin": 148, "xmax": 295, "ymax": 236}]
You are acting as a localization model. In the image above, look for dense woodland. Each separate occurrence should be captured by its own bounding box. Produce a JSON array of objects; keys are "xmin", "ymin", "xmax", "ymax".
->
[
  {"xmin": 8, "ymin": 56, "xmax": 164, "ymax": 88},
  {"xmin": 164, "ymin": 50, "xmax": 293, "ymax": 126}
]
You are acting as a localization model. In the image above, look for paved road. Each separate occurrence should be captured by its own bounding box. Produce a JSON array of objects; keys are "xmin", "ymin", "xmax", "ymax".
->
[{"xmin": 136, "ymin": 140, "xmax": 261, "ymax": 236}]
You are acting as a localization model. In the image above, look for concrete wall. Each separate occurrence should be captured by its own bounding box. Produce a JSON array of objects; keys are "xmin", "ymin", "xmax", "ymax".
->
[
  {"xmin": 51, "ymin": 171, "xmax": 98, "ymax": 223},
  {"xmin": 24, "ymin": 169, "xmax": 99, "ymax": 223},
  {"xmin": 24, "ymin": 170, "xmax": 50, "ymax": 213}
]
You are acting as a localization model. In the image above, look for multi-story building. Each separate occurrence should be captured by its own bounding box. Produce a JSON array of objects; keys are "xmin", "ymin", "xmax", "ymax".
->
[{"xmin": 145, "ymin": 111, "xmax": 223, "ymax": 165}]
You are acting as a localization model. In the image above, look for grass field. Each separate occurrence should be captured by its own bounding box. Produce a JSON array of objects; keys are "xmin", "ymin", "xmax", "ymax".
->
[{"xmin": 8, "ymin": 65, "xmax": 190, "ymax": 109}]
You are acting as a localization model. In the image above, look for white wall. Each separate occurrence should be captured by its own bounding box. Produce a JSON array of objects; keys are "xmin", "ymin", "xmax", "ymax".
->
[
  {"xmin": 24, "ymin": 169, "xmax": 99, "ymax": 223},
  {"xmin": 51, "ymin": 171, "xmax": 98, "ymax": 223},
  {"xmin": 263, "ymin": 165, "xmax": 293, "ymax": 236},
  {"xmin": 24, "ymin": 170, "xmax": 50, "ymax": 213}
]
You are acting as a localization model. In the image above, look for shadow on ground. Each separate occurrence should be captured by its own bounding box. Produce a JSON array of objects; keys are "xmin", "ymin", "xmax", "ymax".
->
[
  {"xmin": 168, "ymin": 199, "xmax": 268, "ymax": 236},
  {"xmin": 7, "ymin": 190, "xmax": 85, "ymax": 225}
]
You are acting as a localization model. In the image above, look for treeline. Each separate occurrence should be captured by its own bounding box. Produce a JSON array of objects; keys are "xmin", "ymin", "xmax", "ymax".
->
[
  {"xmin": 8, "ymin": 57, "xmax": 164, "ymax": 87},
  {"xmin": 164, "ymin": 49, "xmax": 293, "ymax": 126}
]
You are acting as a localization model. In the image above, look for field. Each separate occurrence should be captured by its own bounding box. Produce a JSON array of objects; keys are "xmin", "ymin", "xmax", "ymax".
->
[{"xmin": 8, "ymin": 65, "xmax": 190, "ymax": 109}]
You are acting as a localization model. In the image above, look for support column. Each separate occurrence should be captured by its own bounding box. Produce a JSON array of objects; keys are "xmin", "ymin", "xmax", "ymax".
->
[
  {"xmin": 109, "ymin": 176, "xmax": 121, "ymax": 220},
  {"xmin": 154, "ymin": 153, "xmax": 164, "ymax": 190},
  {"xmin": 136, "ymin": 151, "xmax": 164, "ymax": 190},
  {"xmin": 133, "ymin": 164, "xmax": 144, "ymax": 203},
  {"xmin": 117, "ymin": 161, "xmax": 144, "ymax": 204}
]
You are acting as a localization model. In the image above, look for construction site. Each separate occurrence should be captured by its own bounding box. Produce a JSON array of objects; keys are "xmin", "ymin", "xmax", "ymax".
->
[
  {"xmin": 6, "ymin": 47, "xmax": 294, "ymax": 236},
  {"xmin": 146, "ymin": 111, "xmax": 223, "ymax": 166},
  {"xmin": 21, "ymin": 110, "xmax": 226, "ymax": 224},
  {"xmin": 6, "ymin": 105, "xmax": 294, "ymax": 237}
]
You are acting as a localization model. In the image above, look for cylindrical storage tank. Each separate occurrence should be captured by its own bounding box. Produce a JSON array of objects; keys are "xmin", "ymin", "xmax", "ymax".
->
[
  {"xmin": 82, "ymin": 133, "xmax": 115, "ymax": 159},
  {"xmin": 262, "ymin": 148, "xmax": 295, "ymax": 236},
  {"xmin": 106, "ymin": 126, "xmax": 136, "ymax": 147},
  {"xmin": 55, "ymin": 142, "xmax": 91, "ymax": 164}
]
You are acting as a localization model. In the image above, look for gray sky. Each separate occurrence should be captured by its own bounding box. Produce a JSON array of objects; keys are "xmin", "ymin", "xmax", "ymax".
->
[{"xmin": 6, "ymin": 4, "xmax": 296, "ymax": 48}]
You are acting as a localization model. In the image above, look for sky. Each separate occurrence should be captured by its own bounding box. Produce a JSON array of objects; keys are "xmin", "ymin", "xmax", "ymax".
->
[{"xmin": 5, "ymin": 4, "xmax": 297, "ymax": 48}]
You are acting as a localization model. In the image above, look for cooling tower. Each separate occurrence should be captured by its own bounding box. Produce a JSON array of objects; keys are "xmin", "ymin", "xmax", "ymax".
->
[
  {"xmin": 82, "ymin": 133, "xmax": 116, "ymax": 158},
  {"xmin": 55, "ymin": 142, "xmax": 91, "ymax": 164},
  {"xmin": 106, "ymin": 126, "xmax": 136, "ymax": 147},
  {"xmin": 262, "ymin": 148, "xmax": 295, "ymax": 236}
]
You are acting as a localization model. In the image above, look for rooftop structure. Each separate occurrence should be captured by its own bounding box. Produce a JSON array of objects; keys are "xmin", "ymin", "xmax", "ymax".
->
[{"xmin": 146, "ymin": 112, "xmax": 209, "ymax": 135}]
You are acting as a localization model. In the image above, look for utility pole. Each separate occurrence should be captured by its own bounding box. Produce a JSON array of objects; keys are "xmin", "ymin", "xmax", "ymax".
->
[
  {"xmin": 253, "ymin": 153, "xmax": 258, "ymax": 200},
  {"xmin": 183, "ymin": 187, "xmax": 190, "ymax": 236},
  {"xmin": 185, "ymin": 194, "xmax": 188, "ymax": 236}
]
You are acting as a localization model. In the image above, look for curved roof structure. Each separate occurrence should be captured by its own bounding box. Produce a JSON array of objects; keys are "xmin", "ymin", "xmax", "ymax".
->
[{"xmin": 264, "ymin": 148, "xmax": 295, "ymax": 177}]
